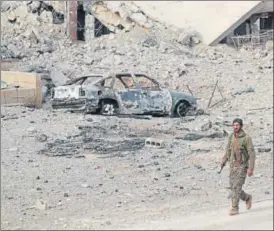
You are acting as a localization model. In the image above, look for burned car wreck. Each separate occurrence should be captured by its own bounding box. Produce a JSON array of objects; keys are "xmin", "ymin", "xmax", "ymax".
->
[{"xmin": 51, "ymin": 73, "xmax": 198, "ymax": 117}]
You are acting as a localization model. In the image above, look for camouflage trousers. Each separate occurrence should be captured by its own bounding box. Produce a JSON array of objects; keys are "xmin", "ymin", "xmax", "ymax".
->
[{"xmin": 229, "ymin": 164, "xmax": 250, "ymax": 209}]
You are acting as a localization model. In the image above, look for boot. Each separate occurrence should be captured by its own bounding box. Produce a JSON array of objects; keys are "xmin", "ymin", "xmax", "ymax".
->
[
  {"xmin": 246, "ymin": 195, "xmax": 252, "ymax": 210},
  {"xmin": 229, "ymin": 207, "xmax": 239, "ymax": 216}
]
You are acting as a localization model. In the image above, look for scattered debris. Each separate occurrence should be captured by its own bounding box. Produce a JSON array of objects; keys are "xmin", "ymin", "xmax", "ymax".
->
[
  {"xmin": 35, "ymin": 134, "xmax": 48, "ymax": 143},
  {"xmin": 257, "ymin": 147, "xmax": 271, "ymax": 153},
  {"xmin": 35, "ymin": 199, "xmax": 48, "ymax": 210},
  {"xmin": 232, "ymin": 86, "xmax": 255, "ymax": 96},
  {"xmin": 145, "ymin": 137, "xmax": 165, "ymax": 148}
]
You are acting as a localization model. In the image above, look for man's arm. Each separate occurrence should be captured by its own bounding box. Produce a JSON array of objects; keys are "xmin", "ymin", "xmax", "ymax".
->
[{"xmin": 246, "ymin": 136, "xmax": 256, "ymax": 170}]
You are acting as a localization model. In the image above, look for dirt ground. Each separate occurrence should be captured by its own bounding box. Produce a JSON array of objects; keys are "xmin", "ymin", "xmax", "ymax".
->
[
  {"xmin": 1, "ymin": 104, "xmax": 273, "ymax": 230},
  {"xmin": 126, "ymin": 199, "xmax": 273, "ymax": 230}
]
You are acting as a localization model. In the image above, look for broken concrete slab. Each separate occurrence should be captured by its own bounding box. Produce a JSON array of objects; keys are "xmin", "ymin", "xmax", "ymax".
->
[
  {"xmin": 145, "ymin": 137, "xmax": 165, "ymax": 148},
  {"xmin": 1, "ymin": 71, "xmax": 43, "ymax": 108},
  {"xmin": 131, "ymin": 1, "xmax": 264, "ymax": 45},
  {"xmin": 90, "ymin": 3, "xmax": 134, "ymax": 33},
  {"xmin": 50, "ymin": 67, "xmax": 68, "ymax": 87}
]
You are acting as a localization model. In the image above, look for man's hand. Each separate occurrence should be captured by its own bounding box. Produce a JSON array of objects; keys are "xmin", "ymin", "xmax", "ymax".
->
[
  {"xmin": 247, "ymin": 168, "xmax": 253, "ymax": 177},
  {"xmin": 220, "ymin": 160, "xmax": 226, "ymax": 168}
]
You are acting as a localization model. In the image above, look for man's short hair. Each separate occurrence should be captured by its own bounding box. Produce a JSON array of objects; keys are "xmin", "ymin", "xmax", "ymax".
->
[{"xmin": 233, "ymin": 118, "xmax": 243, "ymax": 126}]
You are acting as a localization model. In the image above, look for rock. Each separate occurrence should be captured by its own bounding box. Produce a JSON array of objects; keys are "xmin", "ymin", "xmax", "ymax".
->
[
  {"xmin": 7, "ymin": 44, "xmax": 21, "ymax": 58},
  {"xmin": 29, "ymin": 1, "xmax": 41, "ymax": 13},
  {"xmin": 178, "ymin": 30, "xmax": 202, "ymax": 47},
  {"xmin": 232, "ymin": 86, "xmax": 255, "ymax": 96},
  {"xmin": 257, "ymin": 147, "xmax": 271, "ymax": 153},
  {"xmin": 8, "ymin": 147, "xmax": 18, "ymax": 152},
  {"xmin": 254, "ymin": 173, "xmax": 263, "ymax": 178},
  {"xmin": 81, "ymin": 183, "xmax": 90, "ymax": 188},
  {"xmin": 164, "ymin": 173, "xmax": 171, "ymax": 178},
  {"xmin": 35, "ymin": 134, "xmax": 48, "ymax": 142},
  {"xmin": 25, "ymin": 27, "xmax": 41, "ymax": 44},
  {"xmin": 2, "ymin": 115, "xmax": 19, "ymax": 121},
  {"xmin": 16, "ymin": 64, "xmax": 38, "ymax": 73},
  {"xmin": 35, "ymin": 199, "xmax": 48, "ymax": 210},
  {"xmin": 182, "ymin": 133, "xmax": 204, "ymax": 141},
  {"xmin": 27, "ymin": 127, "xmax": 36, "ymax": 133},
  {"xmin": 266, "ymin": 40, "xmax": 273, "ymax": 51},
  {"xmin": 50, "ymin": 67, "xmax": 68, "ymax": 86},
  {"xmin": 38, "ymin": 42, "xmax": 55, "ymax": 54},
  {"xmin": 83, "ymin": 57, "xmax": 94, "ymax": 65},
  {"xmin": 7, "ymin": 10, "xmax": 17, "ymax": 22},
  {"xmin": 207, "ymin": 130, "xmax": 228, "ymax": 138},
  {"xmin": 42, "ymin": 86, "xmax": 48, "ymax": 101},
  {"xmin": 130, "ymin": 12, "xmax": 147, "ymax": 26},
  {"xmin": 201, "ymin": 121, "xmax": 212, "ymax": 131},
  {"xmin": 142, "ymin": 37, "xmax": 158, "ymax": 48},
  {"xmin": 64, "ymin": 193, "xmax": 69, "ymax": 197}
]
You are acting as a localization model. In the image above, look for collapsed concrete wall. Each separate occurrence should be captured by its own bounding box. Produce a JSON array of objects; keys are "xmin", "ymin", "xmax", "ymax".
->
[{"xmin": 128, "ymin": 1, "xmax": 263, "ymax": 45}]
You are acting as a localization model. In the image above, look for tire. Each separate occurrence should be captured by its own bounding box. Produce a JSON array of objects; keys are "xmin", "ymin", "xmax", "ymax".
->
[
  {"xmin": 100, "ymin": 101, "xmax": 118, "ymax": 116},
  {"xmin": 175, "ymin": 101, "xmax": 190, "ymax": 117}
]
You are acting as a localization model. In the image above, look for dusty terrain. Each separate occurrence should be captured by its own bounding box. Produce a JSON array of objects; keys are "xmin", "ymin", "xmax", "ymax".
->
[
  {"xmin": 1, "ymin": 1, "xmax": 273, "ymax": 230},
  {"xmin": 126, "ymin": 199, "xmax": 273, "ymax": 230},
  {"xmin": 1, "ymin": 100, "xmax": 273, "ymax": 230}
]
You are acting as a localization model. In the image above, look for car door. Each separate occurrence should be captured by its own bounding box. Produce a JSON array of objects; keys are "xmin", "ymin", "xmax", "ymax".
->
[
  {"xmin": 115, "ymin": 74, "xmax": 151, "ymax": 114},
  {"xmin": 134, "ymin": 74, "xmax": 172, "ymax": 114}
]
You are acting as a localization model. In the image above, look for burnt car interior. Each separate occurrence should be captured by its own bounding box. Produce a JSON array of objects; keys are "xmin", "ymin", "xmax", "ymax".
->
[
  {"xmin": 63, "ymin": 75, "xmax": 103, "ymax": 86},
  {"xmin": 62, "ymin": 74, "xmax": 161, "ymax": 92},
  {"xmin": 114, "ymin": 74, "xmax": 162, "ymax": 91},
  {"xmin": 134, "ymin": 74, "xmax": 161, "ymax": 91}
]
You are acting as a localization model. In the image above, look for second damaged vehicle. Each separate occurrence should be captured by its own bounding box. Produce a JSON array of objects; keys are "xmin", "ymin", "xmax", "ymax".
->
[{"xmin": 51, "ymin": 73, "xmax": 198, "ymax": 117}]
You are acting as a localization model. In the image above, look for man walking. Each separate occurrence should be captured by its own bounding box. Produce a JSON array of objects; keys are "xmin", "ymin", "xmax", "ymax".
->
[{"xmin": 221, "ymin": 118, "xmax": 256, "ymax": 216}]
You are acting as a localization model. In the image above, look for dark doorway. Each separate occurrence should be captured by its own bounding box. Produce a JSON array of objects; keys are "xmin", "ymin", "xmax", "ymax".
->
[
  {"xmin": 77, "ymin": 4, "xmax": 86, "ymax": 41},
  {"xmin": 94, "ymin": 17, "xmax": 113, "ymax": 37},
  {"xmin": 260, "ymin": 12, "xmax": 274, "ymax": 30}
]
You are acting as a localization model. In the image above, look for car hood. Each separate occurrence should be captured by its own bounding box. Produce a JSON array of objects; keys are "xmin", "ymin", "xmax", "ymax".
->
[{"xmin": 170, "ymin": 91, "xmax": 197, "ymax": 104}]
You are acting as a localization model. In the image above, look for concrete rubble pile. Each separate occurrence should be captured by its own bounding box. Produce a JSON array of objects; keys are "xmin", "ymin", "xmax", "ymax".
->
[
  {"xmin": 0, "ymin": 1, "xmax": 203, "ymax": 91},
  {"xmin": 1, "ymin": 1, "xmax": 273, "ymax": 108}
]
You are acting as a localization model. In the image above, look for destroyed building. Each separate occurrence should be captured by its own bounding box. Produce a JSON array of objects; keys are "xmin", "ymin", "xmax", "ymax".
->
[
  {"xmin": 1, "ymin": 1, "xmax": 273, "ymax": 47},
  {"xmin": 63, "ymin": 1, "xmax": 273, "ymax": 47},
  {"xmin": 218, "ymin": 0, "xmax": 273, "ymax": 48}
]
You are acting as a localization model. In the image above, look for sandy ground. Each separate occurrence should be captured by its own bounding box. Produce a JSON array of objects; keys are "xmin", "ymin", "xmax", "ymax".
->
[
  {"xmin": 1, "ymin": 106, "xmax": 273, "ymax": 230},
  {"xmin": 125, "ymin": 199, "xmax": 273, "ymax": 230}
]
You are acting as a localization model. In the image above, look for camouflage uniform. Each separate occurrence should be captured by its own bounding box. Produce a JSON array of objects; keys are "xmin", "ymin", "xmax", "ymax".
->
[{"xmin": 222, "ymin": 130, "xmax": 256, "ymax": 211}]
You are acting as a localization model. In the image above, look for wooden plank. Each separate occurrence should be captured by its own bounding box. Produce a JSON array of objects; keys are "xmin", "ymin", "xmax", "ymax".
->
[{"xmin": 207, "ymin": 80, "xmax": 218, "ymax": 109}]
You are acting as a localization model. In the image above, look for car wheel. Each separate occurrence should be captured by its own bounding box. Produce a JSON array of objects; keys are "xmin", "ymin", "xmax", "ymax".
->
[
  {"xmin": 175, "ymin": 101, "xmax": 190, "ymax": 117},
  {"xmin": 100, "ymin": 101, "xmax": 118, "ymax": 116}
]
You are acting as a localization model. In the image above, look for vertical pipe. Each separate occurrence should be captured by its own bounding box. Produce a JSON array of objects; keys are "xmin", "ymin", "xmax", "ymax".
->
[{"xmin": 69, "ymin": 0, "xmax": 78, "ymax": 41}]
